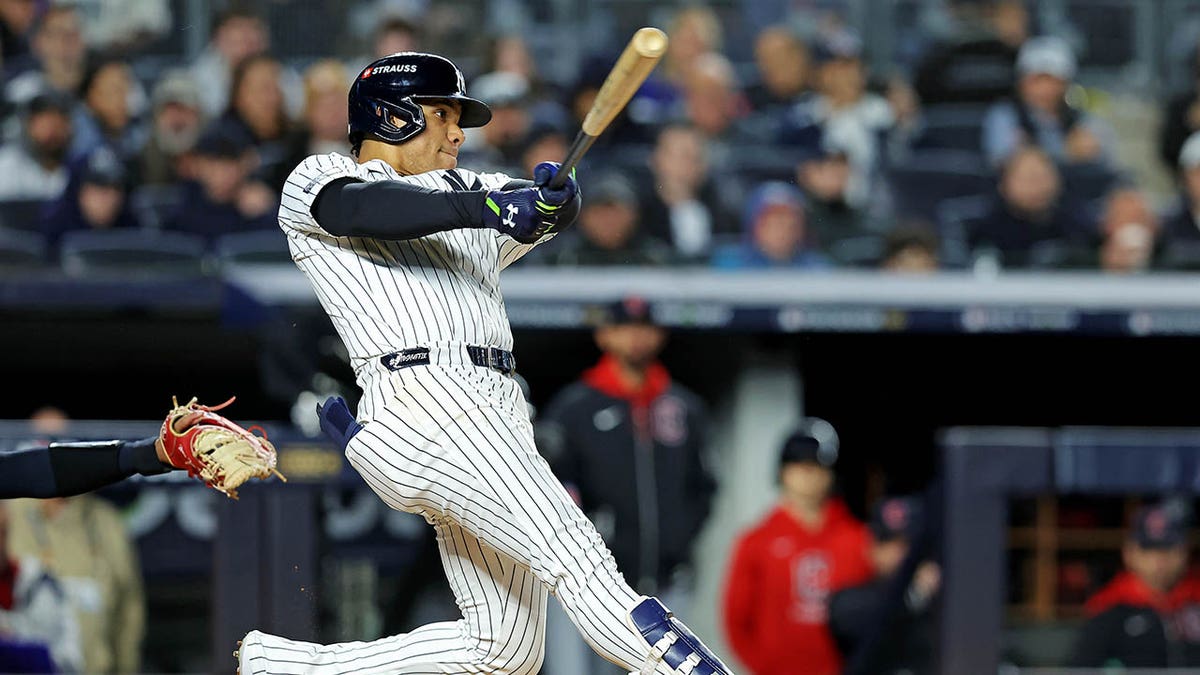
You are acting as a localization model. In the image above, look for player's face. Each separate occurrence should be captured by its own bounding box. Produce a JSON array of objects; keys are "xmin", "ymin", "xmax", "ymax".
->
[
  {"xmin": 1124, "ymin": 542, "xmax": 1189, "ymax": 594},
  {"xmin": 780, "ymin": 461, "xmax": 833, "ymax": 506},
  {"xmin": 390, "ymin": 101, "xmax": 465, "ymax": 175},
  {"xmin": 595, "ymin": 323, "xmax": 667, "ymax": 371}
]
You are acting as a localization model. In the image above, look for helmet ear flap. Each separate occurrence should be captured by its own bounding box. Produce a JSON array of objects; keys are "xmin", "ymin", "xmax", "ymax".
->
[{"xmin": 348, "ymin": 95, "xmax": 426, "ymax": 146}]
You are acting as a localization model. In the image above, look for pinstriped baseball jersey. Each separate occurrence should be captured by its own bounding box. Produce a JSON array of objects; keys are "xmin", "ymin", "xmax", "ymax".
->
[{"xmin": 279, "ymin": 152, "xmax": 544, "ymax": 362}]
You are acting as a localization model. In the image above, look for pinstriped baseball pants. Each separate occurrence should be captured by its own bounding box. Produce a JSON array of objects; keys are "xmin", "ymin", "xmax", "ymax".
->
[{"xmin": 239, "ymin": 363, "xmax": 656, "ymax": 674}]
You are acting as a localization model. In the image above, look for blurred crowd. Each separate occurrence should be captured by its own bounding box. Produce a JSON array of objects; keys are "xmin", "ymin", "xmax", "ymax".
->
[{"xmin": 0, "ymin": 0, "xmax": 1199, "ymax": 275}]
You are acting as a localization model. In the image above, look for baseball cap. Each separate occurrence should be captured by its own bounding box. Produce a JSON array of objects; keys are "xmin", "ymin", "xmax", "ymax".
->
[
  {"xmin": 869, "ymin": 495, "xmax": 923, "ymax": 542},
  {"xmin": 151, "ymin": 70, "xmax": 201, "ymax": 110},
  {"xmin": 25, "ymin": 89, "xmax": 73, "ymax": 116},
  {"xmin": 602, "ymin": 295, "xmax": 655, "ymax": 326},
  {"xmin": 1180, "ymin": 131, "xmax": 1200, "ymax": 169},
  {"xmin": 587, "ymin": 174, "xmax": 638, "ymax": 207},
  {"xmin": 80, "ymin": 147, "xmax": 127, "ymax": 188},
  {"xmin": 744, "ymin": 181, "xmax": 805, "ymax": 229},
  {"xmin": 1131, "ymin": 503, "xmax": 1190, "ymax": 549},
  {"xmin": 779, "ymin": 418, "xmax": 839, "ymax": 468},
  {"xmin": 469, "ymin": 71, "xmax": 530, "ymax": 108},
  {"xmin": 1017, "ymin": 36, "xmax": 1076, "ymax": 80},
  {"xmin": 811, "ymin": 29, "xmax": 863, "ymax": 64},
  {"xmin": 193, "ymin": 130, "xmax": 244, "ymax": 160}
]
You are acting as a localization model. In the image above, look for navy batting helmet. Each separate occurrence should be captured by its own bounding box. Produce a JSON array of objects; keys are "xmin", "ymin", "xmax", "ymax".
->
[{"xmin": 347, "ymin": 52, "xmax": 492, "ymax": 149}]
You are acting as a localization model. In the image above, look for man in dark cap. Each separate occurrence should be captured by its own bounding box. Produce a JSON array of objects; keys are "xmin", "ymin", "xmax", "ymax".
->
[
  {"xmin": 538, "ymin": 295, "xmax": 716, "ymax": 674},
  {"xmin": 829, "ymin": 495, "xmax": 940, "ymax": 674},
  {"xmin": 542, "ymin": 173, "xmax": 674, "ymax": 266},
  {"xmin": 0, "ymin": 89, "xmax": 73, "ymax": 201},
  {"xmin": 41, "ymin": 145, "xmax": 141, "ymax": 248},
  {"xmin": 1070, "ymin": 500, "xmax": 1200, "ymax": 668},
  {"xmin": 164, "ymin": 130, "xmax": 276, "ymax": 243},
  {"xmin": 722, "ymin": 420, "xmax": 873, "ymax": 675}
]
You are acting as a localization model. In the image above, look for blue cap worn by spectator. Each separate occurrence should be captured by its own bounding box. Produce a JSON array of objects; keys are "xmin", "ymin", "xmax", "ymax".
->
[
  {"xmin": 1016, "ymin": 36, "xmax": 1076, "ymax": 80},
  {"xmin": 779, "ymin": 417, "xmax": 839, "ymax": 469},
  {"xmin": 81, "ymin": 146, "xmax": 126, "ymax": 187},
  {"xmin": 1131, "ymin": 502, "xmax": 1190, "ymax": 549},
  {"xmin": 811, "ymin": 29, "xmax": 863, "ymax": 64},
  {"xmin": 1179, "ymin": 131, "xmax": 1200, "ymax": 170},
  {"xmin": 743, "ymin": 181, "xmax": 806, "ymax": 229},
  {"xmin": 25, "ymin": 89, "xmax": 73, "ymax": 117},
  {"xmin": 869, "ymin": 495, "xmax": 924, "ymax": 542},
  {"xmin": 588, "ymin": 173, "xmax": 639, "ymax": 208},
  {"xmin": 193, "ymin": 131, "xmax": 244, "ymax": 160}
]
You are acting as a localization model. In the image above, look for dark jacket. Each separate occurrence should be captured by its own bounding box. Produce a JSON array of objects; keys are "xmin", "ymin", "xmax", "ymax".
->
[
  {"xmin": 913, "ymin": 34, "xmax": 1017, "ymax": 107},
  {"xmin": 1070, "ymin": 571, "xmax": 1200, "ymax": 668},
  {"xmin": 538, "ymin": 355, "xmax": 715, "ymax": 593},
  {"xmin": 969, "ymin": 193, "xmax": 1095, "ymax": 268},
  {"xmin": 829, "ymin": 578, "xmax": 937, "ymax": 675},
  {"xmin": 164, "ymin": 180, "xmax": 275, "ymax": 243}
]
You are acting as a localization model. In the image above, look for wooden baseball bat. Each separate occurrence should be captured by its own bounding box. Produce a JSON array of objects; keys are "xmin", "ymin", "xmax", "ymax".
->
[{"xmin": 548, "ymin": 27, "xmax": 669, "ymax": 189}]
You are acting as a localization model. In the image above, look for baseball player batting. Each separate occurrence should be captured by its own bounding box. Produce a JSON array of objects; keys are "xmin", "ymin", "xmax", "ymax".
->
[{"xmin": 236, "ymin": 52, "xmax": 734, "ymax": 675}]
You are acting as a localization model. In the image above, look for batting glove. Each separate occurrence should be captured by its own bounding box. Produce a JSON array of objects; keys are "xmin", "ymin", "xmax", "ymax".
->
[
  {"xmin": 483, "ymin": 162, "xmax": 581, "ymax": 244},
  {"xmin": 316, "ymin": 396, "xmax": 363, "ymax": 452}
]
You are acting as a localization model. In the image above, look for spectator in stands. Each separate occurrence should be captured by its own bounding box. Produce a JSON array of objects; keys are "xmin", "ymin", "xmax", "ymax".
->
[
  {"xmin": 299, "ymin": 59, "xmax": 349, "ymax": 158},
  {"xmin": 723, "ymin": 420, "xmax": 874, "ymax": 675},
  {"xmin": 660, "ymin": 6, "xmax": 723, "ymax": 102},
  {"xmin": 458, "ymin": 71, "xmax": 530, "ymax": 175},
  {"xmin": 982, "ymin": 36, "xmax": 1114, "ymax": 167},
  {"xmin": 0, "ymin": 0, "xmax": 37, "ymax": 63},
  {"xmin": 190, "ymin": 7, "xmax": 268, "ymax": 118},
  {"xmin": 80, "ymin": 0, "xmax": 170, "ymax": 54},
  {"xmin": 69, "ymin": 57, "xmax": 146, "ymax": 165},
  {"xmin": 480, "ymin": 34, "xmax": 554, "ymax": 102},
  {"xmin": 1159, "ymin": 44, "xmax": 1200, "ymax": 175},
  {"xmin": 6, "ymin": 492, "xmax": 147, "ymax": 674},
  {"xmin": 538, "ymin": 295, "xmax": 716, "ymax": 674},
  {"xmin": 540, "ymin": 173, "xmax": 672, "ymax": 266},
  {"xmin": 913, "ymin": 0, "xmax": 1027, "ymax": 107},
  {"xmin": 637, "ymin": 123, "xmax": 731, "ymax": 260},
  {"xmin": 1160, "ymin": 131, "xmax": 1200, "ymax": 267},
  {"xmin": 518, "ymin": 122, "xmax": 568, "ymax": 179},
  {"xmin": 712, "ymin": 182, "xmax": 832, "ymax": 269},
  {"xmin": 970, "ymin": 146, "xmax": 1091, "ymax": 268},
  {"xmin": 781, "ymin": 30, "xmax": 894, "ymax": 207},
  {"xmin": 746, "ymin": 25, "xmax": 811, "ymax": 114},
  {"xmin": 3, "ymin": 5, "xmax": 86, "ymax": 105},
  {"xmin": 796, "ymin": 141, "xmax": 879, "ymax": 260},
  {"xmin": 1095, "ymin": 187, "xmax": 1160, "ymax": 274},
  {"xmin": 164, "ymin": 131, "xmax": 275, "ymax": 243},
  {"xmin": 372, "ymin": 15, "xmax": 421, "ymax": 58},
  {"xmin": 681, "ymin": 52, "xmax": 748, "ymax": 160},
  {"xmin": 0, "ymin": 89, "xmax": 72, "ymax": 202},
  {"xmin": 1069, "ymin": 501, "xmax": 1200, "ymax": 668},
  {"xmin": 881, "ymin": 225, "xmax": 941, "ymax": 273},
  {"xmin": 210, "ymin": 53, "xmax": 304, "ymax": 191},
  {"xmin": 829, "ymin": 495, "xmax": 939, "ymax": 675},
  {"xmin": 0, "ymin": 500, "xmax": 83, "ymax": 674},
  {"xmin": 139, "ymin": 69, "xmax": 203, "ymax": 186},
  {"xmin": 42, "ymin": 146, "xmax": 140, "ymax": 249}
]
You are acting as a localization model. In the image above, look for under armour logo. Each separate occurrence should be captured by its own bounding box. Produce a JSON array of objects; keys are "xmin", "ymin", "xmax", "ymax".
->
[{"xmin": 503, "ymin": 203, "xmax": 519, "ymax": 229}]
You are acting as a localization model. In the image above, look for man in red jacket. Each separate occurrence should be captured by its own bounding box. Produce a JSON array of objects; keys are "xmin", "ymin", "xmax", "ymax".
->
[
  {"xmin": 1070, "ymin": 500, "xmax": 1200, "ymax": 668},
  {"xmin": 722, "ymin": 419, "xmax": 873, "ymax": 675}
]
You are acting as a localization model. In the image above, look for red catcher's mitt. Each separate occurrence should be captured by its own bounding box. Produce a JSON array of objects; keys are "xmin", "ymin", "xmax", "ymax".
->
[{"xmin": 160, "ymin": 396, "xmax": 285, "ymax": 499}]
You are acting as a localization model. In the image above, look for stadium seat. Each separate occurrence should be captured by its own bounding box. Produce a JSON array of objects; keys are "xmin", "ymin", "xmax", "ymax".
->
[
  {"xmin": 0, "ymin": 226, "xmax": 47, "ymax": 272},
  {"xmin": 0, "ymin": 199, "xmax": 49, "ymax": 232},
  {"xmin": 59, "ymin": 228, "xmax": 208, "ymax": 277},
  {"xmin": 911, "ymin": 105, "xmax": 989, "ymax": 154},
  {"xmin": 888, "ymin": 150, "xmax": 994, "ymax": 223},
  {"xmin": 215, "ymin": 229, "xmax": 292, "ymax": 265},
  {"xmin": 935, "ymin": 194, "xmax": 992, "ymax": 269}
]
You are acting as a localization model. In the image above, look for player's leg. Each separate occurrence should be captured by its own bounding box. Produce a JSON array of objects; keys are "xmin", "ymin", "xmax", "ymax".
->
[
  {"xmin": 408, "ymin": 374, "xmax": 730, "ymax": 674},
  {"xmin": 238, "ymin": 516, "xmax": 547, "ymax": 674}
]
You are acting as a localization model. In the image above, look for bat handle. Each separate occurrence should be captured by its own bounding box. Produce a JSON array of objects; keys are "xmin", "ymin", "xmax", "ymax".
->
[{"xmin": 548, "ymin": 132, "xmax": 599, "ymax": 189}]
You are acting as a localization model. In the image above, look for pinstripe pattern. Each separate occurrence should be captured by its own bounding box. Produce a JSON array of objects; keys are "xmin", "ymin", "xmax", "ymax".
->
[{"xmin": 249, "ymin": 153, "xmax": 684, "ymax": 674}]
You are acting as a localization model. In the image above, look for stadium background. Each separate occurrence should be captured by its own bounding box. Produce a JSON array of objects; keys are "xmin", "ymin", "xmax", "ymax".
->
[{"xmin": 3, "ymin": 0, "xmax": 1200, "ymax": 673}]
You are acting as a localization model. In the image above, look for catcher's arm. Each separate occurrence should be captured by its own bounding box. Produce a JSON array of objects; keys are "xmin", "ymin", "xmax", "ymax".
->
[{"xmin": 0, "ymin": 435, "xmax": 174, "ymax": 499}]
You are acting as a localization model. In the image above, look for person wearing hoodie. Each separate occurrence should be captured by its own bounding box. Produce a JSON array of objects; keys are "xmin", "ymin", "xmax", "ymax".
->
[
  {"xmin": 722, "ymin": 420, "xmax": 873, "ymax": 675},
  {"xmin": 712, "ymin": 181, "xmax": 832, "ymax": 269},
  {"xmin": 1069, "ymin": 501, "xmax": 1200, "ymax": 668},
  {"xmin": 537, "ymin": 295, "xmax": 716, "ymax": 674}
]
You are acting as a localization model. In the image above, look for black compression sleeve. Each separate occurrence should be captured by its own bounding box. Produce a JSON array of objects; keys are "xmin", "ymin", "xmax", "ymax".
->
[
  {"xmin": 312, "ymin": 178, "xmax": 489, "ymax": 239},
  {"xmin": 0, "ymin": 437, "xmax": 173, "ymax": 499}
]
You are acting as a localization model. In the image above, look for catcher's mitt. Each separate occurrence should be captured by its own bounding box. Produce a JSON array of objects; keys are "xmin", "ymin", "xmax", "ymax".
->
[{"xmin": 161, "ymin": 396, "xmax": 285, "ymax": 499}]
